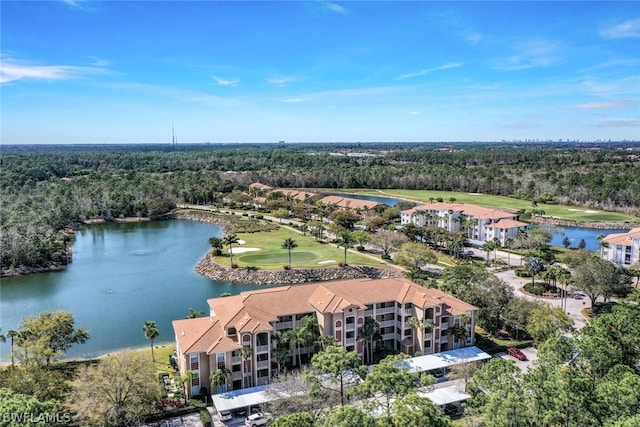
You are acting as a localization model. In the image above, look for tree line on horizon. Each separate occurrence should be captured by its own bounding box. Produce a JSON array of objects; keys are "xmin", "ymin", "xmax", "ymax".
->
[{"xmin": 1, "ymin": 143, "xmax": 639, "ymax": 271}]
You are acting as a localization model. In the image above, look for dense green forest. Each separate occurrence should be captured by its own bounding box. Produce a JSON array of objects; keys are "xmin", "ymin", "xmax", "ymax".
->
[{"xmin": 1, "ymin": 142, "xmax": 639, "ymax": 271}]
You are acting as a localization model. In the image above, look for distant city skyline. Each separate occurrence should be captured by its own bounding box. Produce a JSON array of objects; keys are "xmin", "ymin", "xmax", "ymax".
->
[{"xmin": 1, "ymin": 1, "xmax": 639, "ymax": 144}]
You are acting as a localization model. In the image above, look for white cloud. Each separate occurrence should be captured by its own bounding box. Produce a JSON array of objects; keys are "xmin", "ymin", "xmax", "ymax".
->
[
  {"xmin": 0, "ymin": 58, "xmax": 111, "ymax": 84},
  {"xmin": 409, "ymin": 111, "xmax": 421, "ymax": 116},
  {"xmin": 212, "ymin": 76, "xmax": 240, "ymax": 86},
  {"xmin": 494, "ymin": 39, "xmax": 562, "ymax": 71},
  {"xmin": 600, "ymin": 18, "xmax": 640, "ymax": 39},
  {"xmin": 395, "ymin": 62, "xmax": 463, "ymax": 80},
  {"xmin": 571, "ymin": 101, "xmax": 630, "ymax": 110},
  {"xmin": 281, "ymin": 96, "xmax": 312, "ymax": 103},
  {"xmin": 267, "ymin": 76, "xmax": 295, "ymax": 87},
  {"xmin": 597, "ymin": 118, "xmax": 640, "ymax": 127},
  {"xmin": 323, "ymin": 2, "xmax": 346, "ymax": 14}
]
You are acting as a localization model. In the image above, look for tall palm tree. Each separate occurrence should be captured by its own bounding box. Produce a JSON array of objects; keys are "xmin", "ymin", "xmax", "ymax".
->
[
  {"xmin": 317, "ymin": 334, "xmax": 337, "ymax": 351},
  {"xmin": 240, "ymin": 346, "xmax": 253, "ymax": 388},
  {"xmin": 210, "ymin": 367, "xmax": 231, "ymax": 393},
  {"xmin": 208, "ymin": 236, "xmax": 224, "ymax": 256},
  {"xmin": 359, "ymin": 318, "xmax": 380, "ymax": 364},
  {"xmin": 337, "ymin": 231, "xmax": 355, "ymax": 266},
  {"xmin": 223, "ymin": 234, "xmax": 240, "ymax": 267},
  {"xmin": 142, "ymin": 321, "xmax": 159, "ymax": 362},
  {"xmin": 272, "ymin": 345, "xmax": 290, "ymax": 376},
  {"xmin": 281, "ymin": 237, "xmax": 298, "ymax": 269},
  {"xmin": 504, "ymin": 237, "xmax": 515, "ymax": 266},
  {"xmin": 407, "ymin": 316, "xmax": 434, "ymax": 356},
  {"xmin": 6, "ymin": 330, "xmax": 17, "ymax": 366}
]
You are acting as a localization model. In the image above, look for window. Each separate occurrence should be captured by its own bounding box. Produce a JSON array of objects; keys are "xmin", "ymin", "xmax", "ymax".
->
[
  {"xmin": 243, "ymin": 334, "xmax": 251, "ymax": 343},
  {"xmin": 191, "ymin": 373, "xmax": 200, "ymax": 386},
  {"xmin": 346, "ymin": 331, "xmax": 355, "ymax": 339},
  {"xmin": 217, "ymin": 353, "xmax": 225, "ymax": 369},
  {"xmin": 227, "ymin": 327, "xmax": 237, "ymax": 336},
  {"xmin": 190, "ymin": 354, "xmax": 199, "ymax": 370}
]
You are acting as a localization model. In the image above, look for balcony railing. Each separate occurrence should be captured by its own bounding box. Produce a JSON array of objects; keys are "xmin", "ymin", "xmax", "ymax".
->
[
  {"xmin": 423, "ymin": 332, "xmax": 433, "ymax": 340},
  {"xmin": 231, "ymin": 372, "xmax": 242, "ymax": 381},
  {"xmin": 379, "ymin": 320, "xmax": 395, "ymax": 328},
  {"xmin": 382, "ymin": 333, "xmax": 395, "ymax": 341},
  {"xmin": 256, "ymin": 377, "xmax": 270, "ymax": 386},
  {"xmin": 255, "ymin": 345, "xmax": 269, "ymax": 354},
  {"xmin": 440, "ymin": 322, "xmax": 449, "ymax": 329},
  {"xmin": 440, "ymin": 335, "xmax": 449, "ymax": 343},
  {"xmin": 256, "ymin": 360, "xmax": 270, "ymax": 370},
  {"xmin": 275, "ymin": 321, "xmax": 293, "ymax": 330},
  {"xmin": 375, "ymin": 307, "xmax": 396, "ymax": 315},
  {"xmin": 345, "ymin": 323, "xmax": 356, "ymax": 332},
  {"xmin": 231, "ymin": 356, "xmax": 241, "ymax": 364},
  {"xmin": 364, "ymin": 310, "xmax": 373, "ymax": 316}
]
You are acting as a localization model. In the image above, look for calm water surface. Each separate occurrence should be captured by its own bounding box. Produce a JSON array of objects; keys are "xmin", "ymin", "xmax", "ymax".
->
[{"xmin": 0, "ymin": 220, "xmax": 263, "ymax": 362}]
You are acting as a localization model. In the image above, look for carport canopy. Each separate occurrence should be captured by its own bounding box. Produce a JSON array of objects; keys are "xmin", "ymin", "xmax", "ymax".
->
[
  {"xmin": 212, "ymin": 385, "xmax": 278, "ymax": 413},
  {"xmin": 418, "ymin": 385, "xmax": 471, "ymax": 405},
  {"xmin": 402, "ymin": 346, "xmax": 491, "ymax": 373}
]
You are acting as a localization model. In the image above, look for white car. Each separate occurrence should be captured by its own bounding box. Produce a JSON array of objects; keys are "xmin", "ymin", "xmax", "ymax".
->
[
  {"xmin": 245, "ymin": 412, "xmax": 269, "ymax": 427},
  {"xmin": 218, "ymin": 410, "xmax": 232, "ymax": 422}
]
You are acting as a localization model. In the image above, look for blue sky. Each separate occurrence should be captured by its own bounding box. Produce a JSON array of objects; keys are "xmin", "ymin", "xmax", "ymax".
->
[{"xmin": 1, "ymin": 1, "xmax": 639, "ymax": 144}]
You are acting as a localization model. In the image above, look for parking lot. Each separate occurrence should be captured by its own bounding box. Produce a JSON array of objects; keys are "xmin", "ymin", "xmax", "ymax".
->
[{"xmin": 495, "ymin": 346, "xmax": 538, "ymax": 372}]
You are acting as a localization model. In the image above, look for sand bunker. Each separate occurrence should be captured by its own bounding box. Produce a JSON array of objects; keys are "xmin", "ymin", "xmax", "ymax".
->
[
  {"xmin": 318, "ymin": 260, "xmax": 336, "ymax": 264},
  {"xmin": 585, "ymin": 210, "xmax": 598, "ymax": 213},
  {"xmin": 236, "ymin": 239, "xmax": 246, "ymax": 244},
  {"xmin": 230, "ymin": 247, "xmax": 260, "ymax": 254}
]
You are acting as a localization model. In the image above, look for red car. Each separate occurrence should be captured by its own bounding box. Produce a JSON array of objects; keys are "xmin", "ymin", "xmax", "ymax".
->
[{"xmin": 507, "ymin": 347, "xmax": 527, "ymax": 361}]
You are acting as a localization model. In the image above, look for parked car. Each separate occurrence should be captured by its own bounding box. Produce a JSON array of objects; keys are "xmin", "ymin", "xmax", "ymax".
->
[
  {"xmin": 245, "ymin": 413, "xmax": 269, "ymax": 427},
  {"xmin": 218, "ymin": 410, "xmax": 232, "ymax": 422},
  {"xmin": 507, "ymin": 347, "xmax": 527, "ymax": 361}
]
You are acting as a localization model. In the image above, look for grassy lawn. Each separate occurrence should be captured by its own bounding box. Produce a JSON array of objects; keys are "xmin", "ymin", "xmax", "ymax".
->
[
  {"xmin": 213, "ymin": 226, "xmax": 390, "ymax": 269},
  {"xmin": 346, "ymin": 189, "xmax": 640, "ymax": 223}
]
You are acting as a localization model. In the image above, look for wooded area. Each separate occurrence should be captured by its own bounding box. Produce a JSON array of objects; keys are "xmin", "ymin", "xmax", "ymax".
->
[{"xmin": 2, "ymin": 142, "xmax": 639, "ymax": 271}]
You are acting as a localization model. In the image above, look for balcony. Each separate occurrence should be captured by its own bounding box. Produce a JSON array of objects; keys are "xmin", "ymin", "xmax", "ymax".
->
[
  {"xmin": 376, "ymin": 306, "xmax": 396, "ymax": 315},
  {"xmin": 256, "ymin": 377, "xmax": 270, "ymax": 386},
  {"xmin": 255, "ymin": 345, "xmax": 269, "ymax": 354},
  {"xmin": 423, "ymin": 332, "xmax": 433, "ymax": 340},
  {"xmin": 440, "ymin": 335, "xmax": 449, "ymax": 344},
  {"xmin": 364, "ymin": 310, "xmax": 373, "ymax": 317},
  {"xmin": 382, "ymin": 333, "xmax": 396, "ymax": 341},
  {"xmin": 231, "ymin": 371, "xmax": 242, "ymax": 381},
  {"xmin": 231, "ymin": 356, "xmax": 241, "ymax": 364},
  {"xmin": 345, "ymin": 323, "xmax": 356, "ymax": 332},
  {"xmin": 256, "ymin": 360, "xmax": 270, "ymax": 370},
  {"xmin": 440, "ymin": 322, "xmax": 449, "ymax": 329},
  {"xmin": 379, "ymin": 320, "xmax": 395, "ymax": 328},
  {"xmin": 276, "ymin": 321, "xmax": 293, "ymax": 330}
]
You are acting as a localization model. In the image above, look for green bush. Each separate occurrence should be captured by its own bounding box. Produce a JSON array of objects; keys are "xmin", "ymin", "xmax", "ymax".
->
[
  {"xmin": 200, "ymin": 410, "xmax": 212, "ymax": 427},
  {"xmin": 524, "ymin": 283, "xmax": 543, "ymax": 296},
  {"xmin": 515, "ymin": 268, "xmax": 531, "ymax": 278}
]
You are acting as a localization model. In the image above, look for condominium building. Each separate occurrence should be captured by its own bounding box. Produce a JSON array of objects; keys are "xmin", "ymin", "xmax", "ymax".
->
[
  {"xmin": 172, "ymin": 277, "xmax": 477, "ymax": 397},
  {"xmin": 400, "ymin": 202, "xmax": 529, "ymax": 246},
  {"xmin": 600, "ymin": 227, "xmax": 640, "ymax": 268}
]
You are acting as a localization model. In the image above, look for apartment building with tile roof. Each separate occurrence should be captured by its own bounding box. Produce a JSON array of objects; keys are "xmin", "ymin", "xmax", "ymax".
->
[
  {"xmin": 400, "ymin": 202, "xmax": 529, "ymax": 246},
  {"xmin": 172, "ymin": 277, "xmax": 477, "ymax": 397},
  {"xmin": 600, "ymin": 227, "xmax": 640, "ymax": 267},
  {"xmin": 318, "ymin": 195, "xmax": 383, "ymax": 210}
]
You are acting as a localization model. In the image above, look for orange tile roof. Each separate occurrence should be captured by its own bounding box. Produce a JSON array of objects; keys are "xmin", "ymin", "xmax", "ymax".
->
[
  {"xmin": 276, "ymin": 189, "xmax": 318, "ymax": 201},
  {"xmin": 486, "ymin": 218, "xmax": 529, "ymax": 229},
  {"xmin": 603, "ymin": 227, "xmax": 640, "ymax": 246},
  {"xmin": 176, "ymin": 278, "xmax": 477, "ymax": 355},
  {"xmin": 403, "ymin": 202, "xmax": 517, "ymax": 221},
  {"xmin": 172, "ymin": 317, "xmax": 240, "ymax": 355},
  {"xmin": 319, "ymin": 195, "xmax": 382, "ymax": 209},
  {"xmin": 249, "ymin": 182, "xmax": 273, "ymax": 190}
]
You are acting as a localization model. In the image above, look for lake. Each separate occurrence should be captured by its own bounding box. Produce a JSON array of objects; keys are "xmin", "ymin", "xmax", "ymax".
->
[
  {"xmin": 0, "ymin": 220, "xmax": 264, "ymax": 362},
  {"xmin": 541, "ymin": 225, "xmax": 627, "ymax": 252},
  {"xmin": 333, "ymin": 192, "xmax": 405, "ymax": 206}
]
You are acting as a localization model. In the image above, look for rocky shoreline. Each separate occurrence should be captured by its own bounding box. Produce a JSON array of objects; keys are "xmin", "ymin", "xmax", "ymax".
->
[
  {"xmin": 172, "ymin": 211, "xmax": 235, "ymax": 233},
  {"xmin": 529, "ymin": 216, "xmax": 640, "ymax": 230},
  {"xmin": 195, "ymin": 254, "xmax": 405, "ymax": 285}
]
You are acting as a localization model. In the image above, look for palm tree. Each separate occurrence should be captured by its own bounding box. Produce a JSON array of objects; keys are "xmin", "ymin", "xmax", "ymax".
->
[
  {"xmin": 504, "ymin": 237, "xmax": 515, "ymax": 266},
  {"xmin": 272, "ymin": 345, "xmax": 290, "ymax": 376},
  {"xmin": 407, "ymin": 316, "xmax": 434, "ymax": 355},
  {"xmin": 223, "ymin": 234, "xmax": 240, "ymax": 267},
  {"xmin": 524, "ymin": 256, "xmax": 544, "ymax": 286},
  {"xmin": 317, "ymin": 334, "xmax": 337, "ymax": 351},
  {"xmin": 180, "ymin": 370, "xmax": 196, "ymax": 404},
  {"xmin": 281, "ymin": 237, "xmax": 298, "ymax": 269},
  {"xmin": 336, "ymin": 231, "xmax": 355, "ymax": 266},
  {"xmin": 142, "ymin": 321, "xmax": 159, "ymax": 362},
  {"xmin": 185, "ymin": 308, "xmax": 205, "ymax": 319},
  {"xmin": 6, "ymin": 330, "xmax": 17, "ymax": 366},
  {"xmin": 359, "ymin": 318, "xmax": 380, "ymax": 364},
  {"xmin": 240, "ymin": 346, "xmax": 253, "ymax": 388},
  {"xmin": 210, "ymin": 367, "xmax": 231, "ymax": 393},
  {"xmin": 208, "ymin": 236, "xmax": 224, "ymax": 256},
  {"xmin": 492, "ymin": 237, "xmax": 501, "ymax": 262}
]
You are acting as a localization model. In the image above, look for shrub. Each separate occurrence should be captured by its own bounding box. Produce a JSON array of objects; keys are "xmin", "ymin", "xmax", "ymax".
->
[
  {"xmin": 283, "ymin": 265, "xmax": 290, "ymax": 270},
  {"xmin": 200, "ymin": 410, "xmax": 212, "ymax": 427},
  {"xmin": 515, "ymin": 268, "xmax": 531, "ymax": 278},
  {"xmin": 524, "ymin": 283, "xmax": 543, "ymax": 296}
]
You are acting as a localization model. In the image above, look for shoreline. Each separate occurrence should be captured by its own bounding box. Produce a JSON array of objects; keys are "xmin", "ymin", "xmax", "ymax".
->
[{"xmin": 0, "ymin": 340, "xmax": 176, "ymax": 367}]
